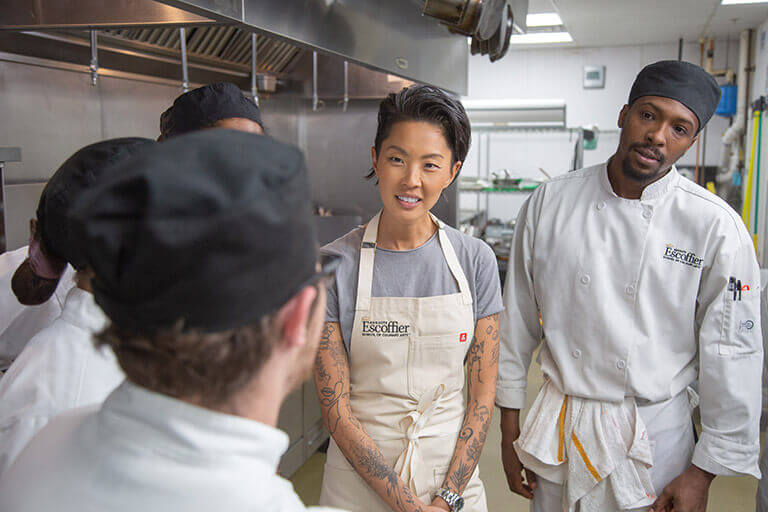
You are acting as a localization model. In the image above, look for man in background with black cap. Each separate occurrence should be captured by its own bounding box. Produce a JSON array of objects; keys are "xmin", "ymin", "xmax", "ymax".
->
[
  {"xmin": 0, "ymin": 138, "xmax": 153, "ymax": 477},
  {"xmin": 158, "ymin": 81, "xmax": 264, "ymax": 140},
  {"xmin": 0, "ymin": 130, "xmax": 344, "ymax": 512},
  {"xmin": 498, "ymin": 60, "xmax": 762, "ymax": 512}
]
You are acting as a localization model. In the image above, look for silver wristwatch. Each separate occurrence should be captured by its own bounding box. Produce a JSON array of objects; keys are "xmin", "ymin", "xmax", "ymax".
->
[{"xmin": 437, "ymin": 487, "xmax": 465, "ymax": 512}]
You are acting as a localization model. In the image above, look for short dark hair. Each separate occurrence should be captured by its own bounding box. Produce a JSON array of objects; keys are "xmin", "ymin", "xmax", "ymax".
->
[{"xmin": 367, "ymin": 85, "xmax": 471, "ymax": 181}]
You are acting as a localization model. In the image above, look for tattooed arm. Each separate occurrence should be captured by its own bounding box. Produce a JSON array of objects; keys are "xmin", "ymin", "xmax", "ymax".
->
[
  {"xmin": 433, "ymin": 313, "xmax": 500, "ymax": 510},
  {"xmin": 314, "ymin": 322, "xmax": 436, "ymax": 512}
]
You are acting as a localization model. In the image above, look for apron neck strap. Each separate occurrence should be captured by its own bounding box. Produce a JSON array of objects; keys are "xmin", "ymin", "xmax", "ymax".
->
[
  {"xmin": 356, "ymin": 212, "xmax": 381, "ymax": 311},
  {"xmin": 430, "ymin": 213, "xmax": 473, "ymax": 306},
  {"xmin": 355, "ymin": 211, "xmax": 473, "ymax": 311}
]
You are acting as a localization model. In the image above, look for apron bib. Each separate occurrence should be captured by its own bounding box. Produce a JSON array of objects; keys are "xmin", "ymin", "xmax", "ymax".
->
[{"xmin": 319, "ymin": 212, "xmax": 488, "ymax": 512}]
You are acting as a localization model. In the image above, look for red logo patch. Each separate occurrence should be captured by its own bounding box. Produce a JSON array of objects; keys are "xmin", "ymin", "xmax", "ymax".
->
[{"xmin": 459, "ymin": 333, "xmax": 468, "ymax": 343}]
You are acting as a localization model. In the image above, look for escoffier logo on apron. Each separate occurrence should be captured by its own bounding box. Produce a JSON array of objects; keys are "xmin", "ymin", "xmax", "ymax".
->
[{"xmin": 361, "ymin": 318, "xmax": 410, "ymax": 338}]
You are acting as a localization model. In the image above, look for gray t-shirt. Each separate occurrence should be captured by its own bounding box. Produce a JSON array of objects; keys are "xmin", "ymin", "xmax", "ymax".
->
[{"xmin": 322, "ymin": 224, "xmax": 504, "ymax": 352}]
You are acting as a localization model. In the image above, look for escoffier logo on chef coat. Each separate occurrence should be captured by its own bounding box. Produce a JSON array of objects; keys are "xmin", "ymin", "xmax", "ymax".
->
[
  {"xmin": 361, "ymin": 318, "xmax": 410, "ymax": 338},
  {"xmin": 663, "ymin": 244, "xmax": 703, "ymax": 269}
]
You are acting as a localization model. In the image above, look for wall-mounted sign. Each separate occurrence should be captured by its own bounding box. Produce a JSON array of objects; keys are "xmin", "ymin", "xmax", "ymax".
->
[{"xmin": 583, "ymin": 65, "xmax": 606, "ymax": 89}]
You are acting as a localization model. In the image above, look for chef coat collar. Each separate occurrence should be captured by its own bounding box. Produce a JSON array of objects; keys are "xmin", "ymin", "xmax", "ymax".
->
[
  {"xmin": 98, "ymin": 381, "xmax": 289, "ymax": 468},
  {"xmin": 59, "ymin": 287, "xmax": 108, "ymax": 333},
  {"xmin": 599, "ymin": 161, "xmax": 680, "ymax": 202}
]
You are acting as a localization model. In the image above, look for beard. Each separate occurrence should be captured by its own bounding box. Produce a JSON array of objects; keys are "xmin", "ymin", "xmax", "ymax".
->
[{"xmin": 621, "ymin": 144, "xmax": 667, "ymax": 183}]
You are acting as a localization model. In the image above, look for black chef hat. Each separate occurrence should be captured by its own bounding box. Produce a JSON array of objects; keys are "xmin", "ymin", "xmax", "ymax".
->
[
  {"xmin": 38, "ymin": 138, "xmax": 155, "ymax": 270},
  {"xmin": 69, "ymin": 129, "xmax": 318, "ymax": 333},
  {"xmin": 11, "ymin": 138, "xmax": 154, "ymax": 306},
  {"xmin": 629, "ymin": 60, "xmax": 721, "ymax": 133},
  {"xmin": 159, "ymin": 82, "xmax": 262, "ymax": 139}
]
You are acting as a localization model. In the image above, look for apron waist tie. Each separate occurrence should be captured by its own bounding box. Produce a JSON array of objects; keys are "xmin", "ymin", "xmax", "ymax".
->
[
  {"xmin": 393, "ymin": 384, "xmax": 449, "ymax": 490},
  {"xmin": 514, "ymin": 380, "xmax": 656, "ymax": 512}
]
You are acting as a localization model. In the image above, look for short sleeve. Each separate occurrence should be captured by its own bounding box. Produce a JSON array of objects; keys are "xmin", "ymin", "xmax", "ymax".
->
[
  {"xmin": 472, "ymin": 240, "xmax": 504, "ymax": 320},
  {"xmin": 321, "ymin": 245, "xmax": 341, "ymax": 323},
  {"xmin": 324, "ymin": 274, "xmax": 340, "ymax": 323}
]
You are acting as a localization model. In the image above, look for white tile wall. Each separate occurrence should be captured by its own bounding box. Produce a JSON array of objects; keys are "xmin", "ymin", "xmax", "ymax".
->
[{"xmin": 462, "ymin": 39, "xmax": 740, "ymax": 222}]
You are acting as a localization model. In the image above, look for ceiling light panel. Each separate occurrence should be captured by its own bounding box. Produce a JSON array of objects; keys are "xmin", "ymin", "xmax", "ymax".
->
[
  {"xmin": 526, "ymin": 12, "xmax": 564, "ymax": 27},
  {"xmin": 510, "ymin": 31, "xmax": 573, "ymax": 44}
]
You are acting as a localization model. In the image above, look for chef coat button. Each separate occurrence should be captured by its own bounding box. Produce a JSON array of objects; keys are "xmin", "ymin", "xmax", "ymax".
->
[
  {"xmin": 580, "ymin": 274, "xmax": 590, "ymax": 285},
  {"xmin": 572, "ymin": 349, "xmax": 582, "ymax": 359},
  {"xmin": 596, "ymin": 201, "xmax": 606, "ymax": 211},
  {"xmin": 625, "ymin": 284, "xmax": 636, "ymax": 296},
  {"xmin": 616, "ymin": 360, "xmax": 627, "ymax": 370},
  {"xmin": 642, "ymin": 210, "xmax": 652, "ymax": 220}
]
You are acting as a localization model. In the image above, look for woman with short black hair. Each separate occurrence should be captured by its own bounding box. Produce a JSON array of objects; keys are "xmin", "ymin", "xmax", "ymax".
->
[{"xmin": 315, "ymin": 85, "xmax": 503, "ymax": 512}]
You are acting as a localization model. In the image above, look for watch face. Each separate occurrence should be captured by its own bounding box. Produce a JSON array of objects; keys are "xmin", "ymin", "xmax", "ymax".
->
[{"xmin": 455, "ymin": 496, "xmax": 465, "ymax": 511}]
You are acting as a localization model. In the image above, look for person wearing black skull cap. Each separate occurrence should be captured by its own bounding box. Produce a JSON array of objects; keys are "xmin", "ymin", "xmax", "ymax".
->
[
  {"xmin": 0, "ymin": 138, "xmax": 154, "ymax": 477},
  {"xmin": 158, "ymin": 81, "xmax": 264, "ymax": 140},
  {"xmin": 0, "ymin": 129, "xmax": 344, "ymax": 512},
  {"xmin": 497, "ymin": 60, "xmax": 761, "ymax": 512}
]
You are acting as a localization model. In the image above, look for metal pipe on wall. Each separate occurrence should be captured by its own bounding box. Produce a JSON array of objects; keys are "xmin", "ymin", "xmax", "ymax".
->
[
  {"xmin": 89, "ymin": 30, "xmax": 98, "ymax": 86},
  {"xmin": 342, "ymin": 60, "xmax": 349, "ymax": 112},
  {"xmin": 312, "ymin": 51, "xmax": 323, "ymax": 112},
  {"xmin": 179, "ymin": 27, "xmax": 189, "ymax": 92},
  {"xmin": 250, "ymin": 32, "xmax": 259, "ymax": 106},
  {"xmin": 719, "ymin": 29, "xmax": 751, "ymax": 186}
]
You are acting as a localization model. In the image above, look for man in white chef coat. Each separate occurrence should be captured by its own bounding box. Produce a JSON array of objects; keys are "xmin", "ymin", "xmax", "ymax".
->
[
  {"xmin": 498, "ymin": 60, "xmax": 762, "ymax": 512},
  {"xmin": 0, "ymin": 130, "xmax": 343, "ymax": 512}
]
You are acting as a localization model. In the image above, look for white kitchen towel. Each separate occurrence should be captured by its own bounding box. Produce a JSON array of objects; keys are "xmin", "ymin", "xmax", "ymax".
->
[{"xmin": 515, "ymin": 379, "xmax": 656, "ymax": 512}]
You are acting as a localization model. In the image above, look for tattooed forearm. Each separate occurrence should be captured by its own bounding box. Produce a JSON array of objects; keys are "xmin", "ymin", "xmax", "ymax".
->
[
  {"xmin": 440, "ymin": 314, "xmax": 499, "ymax": 497},
  {"xmin": 466, "ymin": 337, "xmax": 485, "ymax": 383},
  {"xmin": 353, "ymin": 442, "xmax": 423, "ymax": 512},
  {"xmin": 314, "ymin": 323, "xmax": 424, "ymax": 512}
]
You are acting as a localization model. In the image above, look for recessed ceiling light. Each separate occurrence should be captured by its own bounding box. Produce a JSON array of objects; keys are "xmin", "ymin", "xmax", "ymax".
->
[
  {"xmin": 526, "ymin": 12, "xmax": 564, "ymax": 27},
  {"xmin": 721, "ymin": 0, "xmax": 768, "ymax": 4},
  {"xmin": 510, "ymin": 32, "xmax": 573, "ymax": 44}
]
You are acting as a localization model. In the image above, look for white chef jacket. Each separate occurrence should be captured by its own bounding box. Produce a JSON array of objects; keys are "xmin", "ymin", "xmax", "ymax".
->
[
  {"xmin": 0, "ymin": 381, "xmax": 346, "ymax": 512},
  {"xmin": 498, "ymin": 163, "xmax": 762, "ymax": 478},
  {"xmin": 0, "ymin": 286, "xmax": 124, "ymax": 476},
  {"xmin": 0, "ymin": 246, "xmax": 75, "ymax": 371}
]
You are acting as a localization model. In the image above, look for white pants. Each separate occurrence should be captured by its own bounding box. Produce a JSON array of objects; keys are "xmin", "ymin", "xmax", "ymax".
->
[{"xmin": 530, "ymin": 392, "xmax": 696, "ymax": 512}]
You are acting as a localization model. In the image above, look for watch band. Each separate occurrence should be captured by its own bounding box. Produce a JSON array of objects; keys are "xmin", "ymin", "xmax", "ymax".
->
[{"xmin": 437, "ymin": 487, "xmax": 464, "ymax": 511}]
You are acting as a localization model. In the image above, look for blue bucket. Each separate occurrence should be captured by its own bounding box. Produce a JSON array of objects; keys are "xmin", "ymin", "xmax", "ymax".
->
[{"xmin": 716, "ymin": 85, "xmax": 737, "ymax": 117}]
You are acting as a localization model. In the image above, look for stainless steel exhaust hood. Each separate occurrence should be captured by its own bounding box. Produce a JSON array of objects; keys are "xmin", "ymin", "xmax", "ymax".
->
[
  {"xmin": 155, "ymin": 0, "xmax": 470, "ymax": 94},
  {"xmin": 0, "ymin": 0, "xmax": 530, "ymax": 95}
]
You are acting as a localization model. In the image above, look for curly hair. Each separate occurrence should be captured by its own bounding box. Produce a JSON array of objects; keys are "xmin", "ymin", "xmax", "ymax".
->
[
  {"xmin": 367, "ymin": 84, "xmax": 471, "ymax": 182},
  {"xmin": 96, "ymin": 316, "xmax": 277, "ymax": 406}
]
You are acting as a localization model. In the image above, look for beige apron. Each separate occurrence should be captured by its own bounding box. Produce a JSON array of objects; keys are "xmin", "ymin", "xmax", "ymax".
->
[{"xmin": 319, "ymin": 212, "xmax": 488, "ymax": 512}]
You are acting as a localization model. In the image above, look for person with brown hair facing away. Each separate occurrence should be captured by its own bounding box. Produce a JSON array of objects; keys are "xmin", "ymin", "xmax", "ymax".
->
[{"xmin": 0, "ymin": 129, "xmax": 344, "ymax": 512}]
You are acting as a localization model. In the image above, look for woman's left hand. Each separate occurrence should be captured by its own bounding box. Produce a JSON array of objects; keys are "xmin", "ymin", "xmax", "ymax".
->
[{"xmin": 429, "ymin": 497, "xmax": 451, "ymax": 511}]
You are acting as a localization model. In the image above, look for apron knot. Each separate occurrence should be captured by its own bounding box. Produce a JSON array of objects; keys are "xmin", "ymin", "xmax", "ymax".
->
[{"xmin": 393, "ymin": 385, "xmax": 448, "ymax": 489}]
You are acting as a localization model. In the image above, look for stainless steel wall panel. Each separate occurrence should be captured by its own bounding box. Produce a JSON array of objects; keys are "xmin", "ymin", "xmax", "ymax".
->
[
  {"xmin": 3, "ymin": 182, "xmax": 46, "ymax": 251},
  {"xmin": 96, "ymin": 78, "xmax": 181, "ymax": 140},
  {"xmin": 0, "ymin": 61, "xmax": 102, "ymax": 184},
  {"xmin": 301, "ymin": 101, "xmax": 382, "ymax": 219}
]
